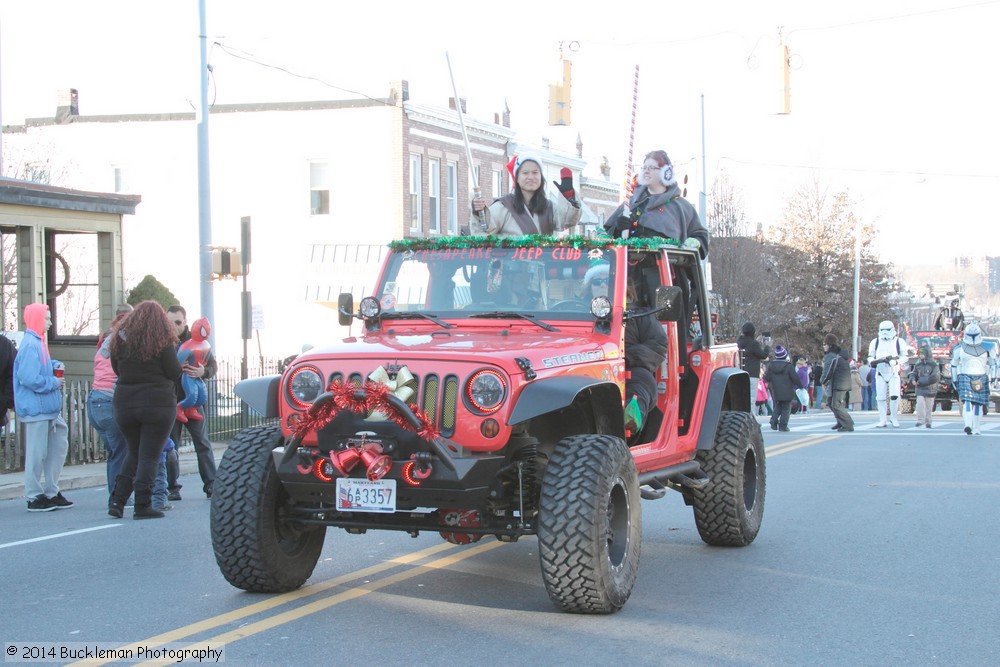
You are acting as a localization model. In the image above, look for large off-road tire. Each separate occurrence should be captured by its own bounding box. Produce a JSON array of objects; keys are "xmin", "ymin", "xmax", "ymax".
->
[
  {"xmin": 898, "ymin": 399, "xmax": 914, "ymax": 414},
  {"xmin": 537, "ymin": 434, "xmax": 641, "ymax": 614},
  {"xmin": 692, "ymin": 411, "xmax": 765, "ymax": 547},
  {"xmin": 211, "ymin": 425, "xmax": 326, "ymax": 592}
]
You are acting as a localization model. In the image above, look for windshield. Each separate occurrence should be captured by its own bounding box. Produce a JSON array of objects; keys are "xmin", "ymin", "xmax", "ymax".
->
[{"xmin": 375, "ymin": 245, "xmax": 618, "ymax": 320}]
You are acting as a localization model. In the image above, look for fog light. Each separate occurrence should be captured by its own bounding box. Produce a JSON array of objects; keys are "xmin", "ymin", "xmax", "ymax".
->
[{"xmin": 480, "ymin": 418, "xmax": 500, "ymax": 438}]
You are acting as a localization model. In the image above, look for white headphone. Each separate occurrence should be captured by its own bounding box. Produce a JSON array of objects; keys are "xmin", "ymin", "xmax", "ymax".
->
[{"xmin": 659, "ymin": 164, "xmax": 674, "ymax": 186}]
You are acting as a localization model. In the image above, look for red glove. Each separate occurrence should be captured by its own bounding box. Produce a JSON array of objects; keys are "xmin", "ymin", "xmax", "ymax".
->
[{"xmin": 555, "ymin": 167, "xmax": 575, "ymax": 201}]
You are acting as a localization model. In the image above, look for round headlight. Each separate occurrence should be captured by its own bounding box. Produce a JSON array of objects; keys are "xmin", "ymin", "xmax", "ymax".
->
[
  {"xmin": 359, "ymin": 296, "xmax": 381, "ymax": 318},
  {"xmin": 591, "ymin": 296, "xmax": 612, "ymax": 319},
  {"xmin": 466, "ymin": 369, "xmax": 507, "ymax": 414},
  {"xmin": 288, "ymin": 367, "xmax": 324, "ymax": 408}
]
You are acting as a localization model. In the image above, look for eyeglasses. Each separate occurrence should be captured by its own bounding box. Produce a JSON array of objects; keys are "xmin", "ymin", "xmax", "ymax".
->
[
  {"xmin": 172, "ymin": 320, "xmax": 184, "ymax": 325},
  {"xmin": 591, "ymin": 278, "xmax": 609, "ymax": 287}
]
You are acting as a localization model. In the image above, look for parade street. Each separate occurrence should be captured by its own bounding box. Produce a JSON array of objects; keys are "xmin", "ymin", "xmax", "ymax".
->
[{"xmin": 2, "ymin": 410, "xmax": 998, "ymax": 667}]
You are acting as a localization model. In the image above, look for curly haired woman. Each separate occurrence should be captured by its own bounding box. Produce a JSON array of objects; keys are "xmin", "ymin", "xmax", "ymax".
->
[{"xmin": 108, "ymin": 301, "xmax": 182, "ymax": 519}]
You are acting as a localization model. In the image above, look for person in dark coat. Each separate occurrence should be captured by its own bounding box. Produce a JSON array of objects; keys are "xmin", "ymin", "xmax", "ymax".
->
[
  {"xmin": 0, "ymin": 333, "xmax": 16, "ymax": 429},
  {"xmin": 908, "ymin": 343, "xmax": 940, "ymax": 428},
  {"xmin": 820, "ymin": 333, "xmax": 854, "ymax": 432},
  {"xmin": 737, "ymin": 322, "xmax": 770, "ymax": 408},
  {"xmin": 763, "ymin": 346, "xmax": 803, "ymax": 431}
]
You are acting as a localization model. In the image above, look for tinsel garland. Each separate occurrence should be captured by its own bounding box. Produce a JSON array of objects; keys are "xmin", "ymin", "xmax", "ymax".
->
[
  {"xmin": 292, "ymin": 380, "xmax": 440, "ymax": 442},
  {"xmin": 387, "ymin": 234, "xmax": 678, "ymax": 252}
]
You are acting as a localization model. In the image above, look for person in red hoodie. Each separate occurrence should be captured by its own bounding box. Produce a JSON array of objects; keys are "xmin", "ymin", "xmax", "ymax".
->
[{"xmin": 13, "ymin": 303, "xmax": 71, "ymax": 512}]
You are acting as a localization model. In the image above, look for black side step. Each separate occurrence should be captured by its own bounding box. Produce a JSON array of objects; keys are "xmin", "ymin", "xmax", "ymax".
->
[{"xmin": 638, "ymin": 460, "xmax": 710, "ymax": 499}]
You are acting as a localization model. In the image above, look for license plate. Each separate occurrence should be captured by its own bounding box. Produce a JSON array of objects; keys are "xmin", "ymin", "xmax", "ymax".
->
[{"xmin": 336, "ymin": 478, "xmax": 396, "ymax": 513}]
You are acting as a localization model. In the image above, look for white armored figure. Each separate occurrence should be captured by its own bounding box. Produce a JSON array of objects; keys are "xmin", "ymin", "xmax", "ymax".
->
[
  {"xmin": 867, "ymin": 320, "xmax": 911, "ymax": 427},
  {"xmin": 950, "ymin": 322, "xmax": 995, "ymax": 435}
]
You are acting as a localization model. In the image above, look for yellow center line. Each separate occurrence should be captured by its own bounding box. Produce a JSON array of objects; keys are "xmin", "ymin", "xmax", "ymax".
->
[
  {"xmin": 66, "ymin": 539, "xmax": 471, "ymax": 667},
  {"xmin": 130, "ymin": 540, "xmax": 506, "ymax": 667},
  {"xmin": 766, "ymin": 434, "xmax": 838, "ymax": 456}
]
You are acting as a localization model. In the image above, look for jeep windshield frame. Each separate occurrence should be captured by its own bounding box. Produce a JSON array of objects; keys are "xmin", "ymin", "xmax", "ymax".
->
[{"xmin": 372, "ymin": 241, "xmax": 620, "ymax": 323}]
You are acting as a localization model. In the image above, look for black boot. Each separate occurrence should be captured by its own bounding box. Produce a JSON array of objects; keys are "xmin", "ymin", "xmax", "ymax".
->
[
  {"xmin": 108, "ymin": 475, "xmax": 133, "ymax": 519},
  {"xmin": 133, "ymin": 481, "xmax": 165, "ymax": 520}
]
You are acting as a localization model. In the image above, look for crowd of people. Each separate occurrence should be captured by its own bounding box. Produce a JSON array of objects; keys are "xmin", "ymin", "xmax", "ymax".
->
[{"xmin": 10, "ymin": 299, "xmax": 218, "ymax": 517}]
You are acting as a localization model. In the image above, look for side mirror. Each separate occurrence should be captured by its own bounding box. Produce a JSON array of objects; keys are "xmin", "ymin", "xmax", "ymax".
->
[
  {"xmin": 338, "ymin": 293, "xmax": 354, "ymax": 326},
  {"xmin": 655, "ymin": 285, "xmax": 683, "ymax": 322}
]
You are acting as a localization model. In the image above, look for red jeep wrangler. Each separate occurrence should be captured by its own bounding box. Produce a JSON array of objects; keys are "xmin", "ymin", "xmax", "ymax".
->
[{"xmin": 212, "ymin": 235, "xmax": 764, "ymax": 614}]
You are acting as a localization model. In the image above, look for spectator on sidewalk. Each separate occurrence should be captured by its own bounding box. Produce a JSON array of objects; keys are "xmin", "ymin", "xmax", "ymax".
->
[
  {"xmin": 0, "ymin": 332, "xmax": 15, "ymax": 432},
  {"xmin": 165, "ymin": 305, "xmax": 218, "ymax": 500},
  {"xmin": 108, "ymin": 301, "xmax": 182, "ymax": 520},
  {"xmin": 14, "ymin": 304, "xmax": 72, "ymax": 512},
  {"xmin": 737, "ymin": 323, "xmax": 770, "ymax": 408},
  {"xmin": 794, "ymin": 356, "xmax": 811, "ymax": 413},
  {"xmin": 859, "ymin": 360, "xmax": 874, "ymax": 410},
  {"xmin": 88, "ymin": 303, "xmax": 133, "ymax": 500}
]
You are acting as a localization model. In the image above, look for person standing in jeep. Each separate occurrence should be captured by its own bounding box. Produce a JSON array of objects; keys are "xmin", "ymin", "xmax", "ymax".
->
[
  {"xmin": 470, "ymin": 154, "xmax": 581, "ymax": 237},
  {"xmin": 737, "ymin": 323, "xmax": 770, "ymax": 408}
]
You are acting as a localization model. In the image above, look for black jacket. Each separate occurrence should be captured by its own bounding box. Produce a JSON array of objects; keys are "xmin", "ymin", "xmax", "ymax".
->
[
  {"xmin": 0, "ymin": 335, "xmax": 16, "ymax": 424},
  {"xmin": 737, "ymin": 334, "xmax": 770, "ymax": 377},
  {"xmin": 625, "ymin": 314, "xmax": 668, "ymax": 374},
  {"xmin": 763, "ymin": 359, "xmax": 803, "ymax": 401},
  {"xmin": 820, "ymin": 346, "xmax": 852, "ymax": 391}
]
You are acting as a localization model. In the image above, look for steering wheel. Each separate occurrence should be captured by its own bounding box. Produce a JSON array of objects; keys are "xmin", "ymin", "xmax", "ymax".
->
[{"xmin": 549, "ymin": 299, "xmax": 589, "ymax": 311}]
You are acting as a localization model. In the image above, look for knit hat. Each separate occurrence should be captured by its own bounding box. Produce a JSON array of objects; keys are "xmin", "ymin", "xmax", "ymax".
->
[
  {"xmin": 774, "ymin": 345, "xmax": 788, "ymax": 360},
  {"xmin": 741, "ymin": 322, "xmax": 756, "ymax": 336},
  {"xmin": 507, "ymin": 153, "xmax": 545, "ymax": 185}
]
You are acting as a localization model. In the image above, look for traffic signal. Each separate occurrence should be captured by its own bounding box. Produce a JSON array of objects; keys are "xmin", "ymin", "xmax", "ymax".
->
[{"xmin": 548, "ymin": 59, "xmax": 572, "ymax": 126}]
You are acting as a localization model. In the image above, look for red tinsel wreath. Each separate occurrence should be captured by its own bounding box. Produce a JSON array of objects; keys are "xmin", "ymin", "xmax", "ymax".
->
[{"xmin": 292, "ymin": 380, "xmax": 440, "ymax": 442}]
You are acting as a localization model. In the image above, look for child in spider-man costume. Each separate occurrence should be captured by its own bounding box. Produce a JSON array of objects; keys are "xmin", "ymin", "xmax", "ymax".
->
[{"xmin": 176, "ymin": 317, "xmax": 211, "ymax": 424}]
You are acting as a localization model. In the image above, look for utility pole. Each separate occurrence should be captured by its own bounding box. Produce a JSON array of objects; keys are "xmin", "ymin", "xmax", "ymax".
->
[{"xmin": 197, "ymin": 0, "xmax": 215, "ymax": 345}]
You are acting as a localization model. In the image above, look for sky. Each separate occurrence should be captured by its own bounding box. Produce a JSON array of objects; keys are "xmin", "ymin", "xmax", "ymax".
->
[{"xmin": 2, "ymin": 0, "xmax": 999, "ymax": 267}]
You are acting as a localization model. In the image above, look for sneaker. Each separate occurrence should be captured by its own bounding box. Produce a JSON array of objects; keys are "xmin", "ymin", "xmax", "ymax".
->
[
  {"xmin": 49, "ymin": 492, "xmax": 74, "ymax": 509},
  {"xmin": 27, "ymin": 495, "xmax": 57, "ymax": 512},
  {"xmin": 167, "ymin": 490, "xmax": 182, "ymax": 501}
]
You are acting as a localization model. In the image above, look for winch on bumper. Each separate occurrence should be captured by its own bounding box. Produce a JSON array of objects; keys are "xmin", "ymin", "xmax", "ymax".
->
[{"xmin": 271, "ymin": 390, "xmax": 539, "ymax": 539}]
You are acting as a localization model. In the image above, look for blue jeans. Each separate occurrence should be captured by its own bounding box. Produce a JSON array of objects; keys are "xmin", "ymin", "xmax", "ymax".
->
[
  {"xmin": 88, "ymin": 390, "xmax": 127, "ymax": 497},
  {"xmin": 153, "ymin": 450, "xmax": 168, "ymax": 509}
]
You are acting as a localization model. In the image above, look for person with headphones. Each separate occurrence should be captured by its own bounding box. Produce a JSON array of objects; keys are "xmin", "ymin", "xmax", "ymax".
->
[{"xmin": 604, "ymin": 150, "xmax": 709, "ymax": 258}]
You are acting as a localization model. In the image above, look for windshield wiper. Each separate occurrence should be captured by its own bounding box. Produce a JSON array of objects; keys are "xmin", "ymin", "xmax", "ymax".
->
[
  {"xmin": 469, "ymin": 312, "xmax": 558, "ymax": 332},
  {"xmin": 381, "ymin": 312, "xmax": 453, "ymax": 329}
]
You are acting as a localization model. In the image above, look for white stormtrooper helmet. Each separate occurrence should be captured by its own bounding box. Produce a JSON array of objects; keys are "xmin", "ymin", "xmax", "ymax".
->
[
  {"xmin": 963, "ymin": 322, "xmax": 982, "ymax": 345},
  {"xmin": 878, "ymin": 321, "xmax": 896, "ymax": 342}
]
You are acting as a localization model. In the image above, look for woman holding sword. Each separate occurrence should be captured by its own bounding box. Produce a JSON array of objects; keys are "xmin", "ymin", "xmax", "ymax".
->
[{"xmin": 471, "ymin": 154, "xmax": 582, "ymax": 237}]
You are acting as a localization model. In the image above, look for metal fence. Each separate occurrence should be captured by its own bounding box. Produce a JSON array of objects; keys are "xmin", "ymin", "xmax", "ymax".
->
[{"xmin": 0, "ymin": 355, "xmax": 283, "ymax": 473}]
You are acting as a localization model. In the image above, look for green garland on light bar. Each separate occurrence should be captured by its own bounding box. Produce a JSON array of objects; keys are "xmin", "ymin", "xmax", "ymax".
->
[{"xmin": 387, "ymin": 234, "xmax": 679, "ymax": 252}]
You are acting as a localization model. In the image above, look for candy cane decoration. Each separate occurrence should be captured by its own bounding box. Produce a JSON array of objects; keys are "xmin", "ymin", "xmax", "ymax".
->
[{"xmin": 620, "ymin": 64, "xmax": 640, "ymax": 204}]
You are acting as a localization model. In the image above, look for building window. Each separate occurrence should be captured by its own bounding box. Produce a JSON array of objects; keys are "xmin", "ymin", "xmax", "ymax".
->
[
  {"xmin": 428, "ymin": 158, "xmax": 440, "ymax": 233},
  {"xmin": 1, "ymin": 230, "xmax": 18, "ymax": 333},
  {"xmin": 409, "ymin": 154, "xmax": 422, "ymax": 231},
  {"xmin": 309, "ymin": 161, "xmax": 330, "ymax": 215},
  {"xmin": 446, "ymin": 162, "xmax": 458, "ymax": 235},
  {"xmin": 492, "ymin": 169, "xmax": 502, "ymax": 198},
  {"xmin": 45, "ymin": 230, "xmax": 100, "ymax": 336}
]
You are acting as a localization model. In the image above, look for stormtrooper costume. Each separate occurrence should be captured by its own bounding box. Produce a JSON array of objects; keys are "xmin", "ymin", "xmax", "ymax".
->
[
  {"xmin": 951, "ymin": 322, "xmax": 995, "ymax": 435},
  {"xmin": 867, "ymin": 321, "xmax": 910, "ymax": 427}
]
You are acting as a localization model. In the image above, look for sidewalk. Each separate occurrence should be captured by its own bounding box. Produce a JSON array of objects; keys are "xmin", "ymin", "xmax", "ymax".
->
[{"xmin": 0, "ymin": 443, "xmax": 228, "ymax": 501}]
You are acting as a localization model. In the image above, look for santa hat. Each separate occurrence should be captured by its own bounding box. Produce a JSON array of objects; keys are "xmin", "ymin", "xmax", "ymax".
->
[
  {"xmin": 506, "ymin": 153, "xmax": 545, "ymax": 184},
  {"xmin": 583, "ymin": 263, "xmax": 610, "ymax": 288}
]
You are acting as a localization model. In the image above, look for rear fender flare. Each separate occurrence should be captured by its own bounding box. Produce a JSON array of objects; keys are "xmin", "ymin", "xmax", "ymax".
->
[
  {"xmin": 696, "ymin": 367, "xmax": 752, "ymax": 450},
  {"xmin": 509, "ymin": 376, "xmax": 623, "ymax": 429}
]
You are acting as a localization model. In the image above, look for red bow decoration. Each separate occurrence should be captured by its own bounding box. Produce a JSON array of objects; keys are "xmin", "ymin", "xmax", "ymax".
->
[{"xmin": 292, "ymin": 380, "xmax": 440, "ymax": 442}]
